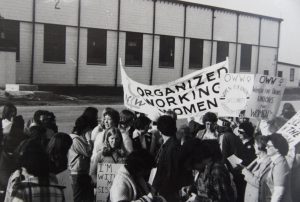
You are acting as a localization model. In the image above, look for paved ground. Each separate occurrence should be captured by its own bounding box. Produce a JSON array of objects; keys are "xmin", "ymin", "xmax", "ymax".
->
[{"xmin": 12, "ymin": 101, "xmax": 300, "ymax": 134}]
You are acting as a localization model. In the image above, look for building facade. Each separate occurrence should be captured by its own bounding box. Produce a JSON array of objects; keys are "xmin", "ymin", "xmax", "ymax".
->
[{"xmin": 1, "ymin": 0, "xmax": 294, "ymax": 87}]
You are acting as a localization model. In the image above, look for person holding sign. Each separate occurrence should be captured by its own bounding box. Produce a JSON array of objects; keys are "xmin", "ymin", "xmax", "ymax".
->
[
  {"xmin": 265, "ymin": 133, "xmax": 292, "ymax": 202},
  {"xmin": 90, "ymin": 127, "xmax": 127, "ymax": 185},
  {"xmin": 110, "ymin": 149, "xmax": 166, "ymax": 202}
]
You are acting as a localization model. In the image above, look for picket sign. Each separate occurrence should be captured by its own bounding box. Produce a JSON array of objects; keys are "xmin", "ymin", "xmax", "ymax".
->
[
  {"xmin": 277, "ymin": 111, "xmax": 300, "ymax": 147},
  {"xmin": 245, "ymin": 74, "xmax": 286, "ymax": 120},
  {"xmin": 218, "ymin": 73, "xmax": 254, "ymax": 117},
  {"xmin": 96, "ymin": 163, "xmax": 123, "ymax": 202},
  {"xmin": 121, "ymin": 58, "xmax": 229, "ymax": 119}
]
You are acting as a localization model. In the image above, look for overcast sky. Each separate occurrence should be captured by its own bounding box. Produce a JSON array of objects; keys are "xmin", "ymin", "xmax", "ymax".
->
[{"xmin": 182, "ymin": 0, "xmax": 300, "ymax": 65}]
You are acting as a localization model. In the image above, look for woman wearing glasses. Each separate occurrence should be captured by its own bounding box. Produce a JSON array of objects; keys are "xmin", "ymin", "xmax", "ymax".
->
[
  {"xmin": 242, "ymin": 135, "xmax": 272, "ymax": 202},
  {"xmin": 265, "ymin": 133, "xmax": 292, "ymax": 202}
]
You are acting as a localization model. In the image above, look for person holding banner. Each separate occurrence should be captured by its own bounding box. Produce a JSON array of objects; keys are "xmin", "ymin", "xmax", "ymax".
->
[
  {"xmin": 265, "ymin": 133, "xmax": 292, "ymax": 202},
  {"xmin": 90, "ymin": 127, "xmax": 127, "ymax": 185},
  {"xmin": 110, "ymin": 149, "xmax": 166, "ymax": 202}
]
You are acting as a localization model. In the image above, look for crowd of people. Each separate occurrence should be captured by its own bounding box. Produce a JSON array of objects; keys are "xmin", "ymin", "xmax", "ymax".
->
[{"xmin": 0, "ymin": 102, "xmax": 299, "ymax": 202}]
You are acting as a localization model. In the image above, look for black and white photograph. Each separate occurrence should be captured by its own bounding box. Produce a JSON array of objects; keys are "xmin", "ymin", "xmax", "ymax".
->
[{"xmin": 0, "ymin": 0, "xmax": 299, "ymax": 201}]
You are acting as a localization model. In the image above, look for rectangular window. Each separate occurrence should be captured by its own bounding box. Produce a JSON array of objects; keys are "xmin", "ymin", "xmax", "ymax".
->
[
  {"xmin": 290, "ymin": 68, "xmax": 295, "ymax": 81},
  {"xmin": 159, "ymin": 36, "xmax": 175, "ymax": 68},
  {"xmin": 189, "ymin": 38, "xmax": 203, "ymax": 69},
  {"xmin": 240, "ymin": 44, "xmax": 252, "ymax": 72},
  {"xmin": 87, "ymin": 28, "xmax": 107, "ymax": 64},
  {"xmin": 216, "ymin": 41, "xmax": 229, "ymax": 63},
  {"xmin": 0, "ymin": 20, "xmax": 20, "ymax": 61},
  {"xmin": 277, "ymin": 71, "xmax": 283, "ymax": 78},
  {"xmin": 263, "ymin": 70, "xmax": 269, "ymax": 75},
  {"xmin": 125, "ymin": 32, "xmax": 143, "ymax": 66},
  {"xmin": 44, "ymin": 24, "xmax": 66, "ymax": 63}
]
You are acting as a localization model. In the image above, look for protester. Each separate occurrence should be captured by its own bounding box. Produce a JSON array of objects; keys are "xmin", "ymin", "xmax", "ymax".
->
[
  {"xmin": 118, "ymin": 109, "xmax": 135, "ymax": 153},
  {"xmin": 0, "ymin": 115, "xmax": 26, "ymax": 201},
  {"xmin": 280, "ymin": 102, "xmax": 296, "ymax": 120},
  {"xmin": 1, "ymin": 103, "xmax": 17, "ymax": 135},
  {"xmin": 183, "ymin": 139, "xmax": 235, "ymax": 202},
  {"xmin": 47, "ymin": 132, "xmax": 73, "ymax": 202},
  {"xmin": 217, "ymin": 118, "xmax": 246, "ymax": 202},
  {"xmin": 238, "ymin": 122, "xmax": 256, "ymax": 166},
  {"xmin": 92, "ymin": 108, "xmax": 120, "ymax": 160},
  {"xmin": 152, "ymin": 115, "xmax": 182, "ymax": 202},
  {"xmin": 242, "ymin": 135, "xmax": 272, "ymax": 202},
  {"xmin": 265, "ymin": 133, "xmax": 292, "ymax": 202},
  {"xmin": 196, "ymin": 112, "xmax": 218, "ymax": 140},
  {"xmin": 69, "ymin": 116, "xmax": 93, "ymax": 202},
  {"xmin": 132, "ymin": 116, "xmax": 158, "ymax": 155},
  {"xmin": 90, "ymin": 107, "xmax": 114, "ymax": 142},
  {"xmin": 4, "ymin": 139, "xmax": 65, "ymax": 202},
  {"xmin": 90, "ymin": 127, "xmax": 127, "ymax": 184},
  {"xmin": 81, "ymin": 107, "xmax": 99, "ymax": 143},
  {"xmin": 110, "ymin": 149, "xmax": 166, "ymax": 202}
]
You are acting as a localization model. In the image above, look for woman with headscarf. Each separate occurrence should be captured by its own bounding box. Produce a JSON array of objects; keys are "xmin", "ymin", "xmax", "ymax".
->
[{"xmin": 90, "ymin": 127, "xmax": 127, "ymax": 184}]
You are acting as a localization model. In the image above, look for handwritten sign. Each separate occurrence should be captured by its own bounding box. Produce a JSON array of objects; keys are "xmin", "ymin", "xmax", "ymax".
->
[
  {"xmin": 218, "ymin": 73, "xmax": 254, "ymax": 117},
  {"xmin": 277, "ymin": 111, "xmax": 300, "ymax": 147},
  {"xmin": 121, "ymin": 59, "xmax": 229, "ymax": 119},
  {"xmin": 96, "ymin": 163, "xmax": 123, "ymax": 202},
  {"xmin": 245, "ymin": 74, "xmax": 286, "ymax": 120}
]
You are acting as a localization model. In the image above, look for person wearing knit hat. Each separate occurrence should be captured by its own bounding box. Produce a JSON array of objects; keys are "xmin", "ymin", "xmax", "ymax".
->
[{"xmin": 238, "ymin": 122, "xmax": 256, "ymax": 166}]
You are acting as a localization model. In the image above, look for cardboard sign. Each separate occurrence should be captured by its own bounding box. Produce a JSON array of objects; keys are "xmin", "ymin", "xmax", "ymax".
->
[
  {"xmin": 121, "ymin": 59, "xmax": 229, "ymax": 119},
  {"xmin": 277, "ymin": 111, "xmax": 300, "ymax": 147},
  {"xmin": 218, "ymin": 73, "xmax": 254, "ymax": 117},
  {"xmin": 245, "ymin": 74, "xmax": 286, "ymax": 120},
  {"xmin": 96, "ymin": 163, "xmax": 123, "ymax": 202}
]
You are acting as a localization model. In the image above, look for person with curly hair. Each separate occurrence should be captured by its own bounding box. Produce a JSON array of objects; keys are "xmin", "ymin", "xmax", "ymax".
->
[{"xmin": 90, "ymin": 127, "xmax": 127, "ymax": 185}]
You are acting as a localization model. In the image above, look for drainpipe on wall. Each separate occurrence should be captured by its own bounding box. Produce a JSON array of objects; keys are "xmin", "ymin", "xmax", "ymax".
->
[
  {"xmin": 30, "ymin": 0, "xmax": 36, "ymax": 84},
  {"xmin": 114, "ymin": 0, "xmax": 121, "ymax": 87},
  {"xmin": 210, "ymin": 9, "xmax": 215, "ymax": 66},
  {"xmin": 149, "ymin": 0, "xmax": 156, "ymax": 85},
  {"xmin": 75, "ymin": 0, "xmax": 81, "ymax": 86}
]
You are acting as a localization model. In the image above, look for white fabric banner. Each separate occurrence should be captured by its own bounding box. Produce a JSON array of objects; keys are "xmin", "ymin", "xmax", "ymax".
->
[
  {"xmin": 218, "ymin": 73, "xmax": 254, "ymax": 117},
  {"xmin": 121, "ymin": 59, "xmax": 229, "ymax": 119},
  {"xmin": 245, "ymin": 74, "xmax": 286, "ymax": 120}
]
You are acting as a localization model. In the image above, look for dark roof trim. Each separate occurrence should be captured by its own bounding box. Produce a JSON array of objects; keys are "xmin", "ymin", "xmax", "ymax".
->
[
  {"xmin": 278, "ymin": 61, "xmax": 300, "ymax": 68},
  {"xmin": 157, "ymin": 0, "xmax": 283, "ymax": 22}
]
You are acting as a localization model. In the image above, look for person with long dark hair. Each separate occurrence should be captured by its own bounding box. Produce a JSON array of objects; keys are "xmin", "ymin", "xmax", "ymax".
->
[
  {"xmin": 4, "ymin": 139, "xmax": 65, "ymax": 202},
  {"xmin": 1, "ymin": 103, "xmax": 17, "ymax": 135},
  {"xmin": 69, "ymin": 116, "xmax": 93, "ymax": 202}
]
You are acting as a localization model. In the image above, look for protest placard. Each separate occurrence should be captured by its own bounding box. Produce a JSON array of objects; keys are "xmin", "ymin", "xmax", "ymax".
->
[
  {"xmin": 121, "ymin": 59, "xmax": 229, "ymax": 119},
  {"xmin": 218, "ymin": 73, "xmax": 254, "ymax": 117},
  {"xmin": 277, "ymin": 111, "xmax": 300, "ymax": 147},
  {"xmin": 96, "ymin": 163, "xmax": 123, "ymax": 202},
  {"xmin": 245, "ymin": 74, "xmax": 286, "ymax": 120}
]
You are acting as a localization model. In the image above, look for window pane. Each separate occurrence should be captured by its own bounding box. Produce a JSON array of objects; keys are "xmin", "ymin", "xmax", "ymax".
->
[
  {"xmin": 277, "ymin": 71, "xmax": 282, "ymax": 78},
  {"xmin": 44, "ymin": 24, "xmax": 66, "ymax": 62},
  {"xmin": 189, "ymin": 38, "xmax": 203, "ymax": 69},
  {"xmin": 263, "ymin": 70, "xmax": 269, "ymax": 75},
  {"xmin": 125, "ymin": 32, "xmax": 143, "ymax": 66},
  {"xmin": 87, "ymin": 28, "xmax": 107, "ymax": 64},
  {"xmin": 159, "ymin": 36, "xmax": 174, "ymax": 68},
  {"xmin": 216, "ymin": 41, "xmax": 229, "ymax": 63},
  {"xmin": 290, "ymin": 68, "xmax": 295, "ymax": 81},
  {"xmin": 240, "ymin": 44, "xmax": 252, "ymax": 72},
  {"xmin": 0, "ymin": 20, "xmax": 20, "ymax": 61}
]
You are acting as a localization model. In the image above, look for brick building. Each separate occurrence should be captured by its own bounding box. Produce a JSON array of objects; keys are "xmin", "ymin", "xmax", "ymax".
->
[{"xmin": 0, "ymin": 0, "xmax": 297, "ymax": 87}]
